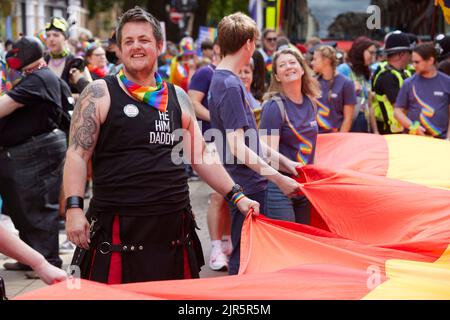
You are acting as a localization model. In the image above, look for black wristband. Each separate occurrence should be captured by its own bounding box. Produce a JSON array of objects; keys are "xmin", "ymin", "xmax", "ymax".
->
[{"xmin": 66, "ymin": 196, "xmax": 84, "ymax": 211}]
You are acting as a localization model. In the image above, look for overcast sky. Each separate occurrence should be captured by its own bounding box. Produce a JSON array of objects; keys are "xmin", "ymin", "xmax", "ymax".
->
[{"xmin": 309, "ymin": 0, "xmax": 371, "ymax": 38}]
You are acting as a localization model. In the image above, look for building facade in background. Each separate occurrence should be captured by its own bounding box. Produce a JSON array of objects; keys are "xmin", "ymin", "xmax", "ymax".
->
[
  {"xmin": 249, "ymin": 0, "xmax": 318, "ymax": 42},
  {"xmin": 0, "ymin": 0, "xmax": 90, "ymax": 41},
  {"xmin": 371, "ymin": 0, "xmax": 450, "ymax": 37}
]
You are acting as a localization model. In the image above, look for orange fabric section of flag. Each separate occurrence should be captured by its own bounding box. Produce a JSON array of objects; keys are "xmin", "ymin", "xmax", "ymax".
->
[
  {"xmin": 315, "ymin": 133, "xmax": 389, "ymax": 176},
  {"xmin": 315, "ymin": 133, "xmax": 450, "ymax": 190},
  {"xmin": 295, "ymin": 166, "xmax": 450, "ymax": 257},
  {"xmin": 239, "ymin": 214, "xmax": 426, "ymax": 276},
  {"xmin": 14, "ymin": 279, "xmax": 159, "ymax": 300},
  {"xmin": 15, "ymin": 265, "xmax": 372, "ymax": 300}
]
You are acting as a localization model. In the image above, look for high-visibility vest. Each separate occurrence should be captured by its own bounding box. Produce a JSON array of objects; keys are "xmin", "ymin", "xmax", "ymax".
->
[{"xmin": 372, "ymin": 62, "xmax": 412, "ymax": 133}]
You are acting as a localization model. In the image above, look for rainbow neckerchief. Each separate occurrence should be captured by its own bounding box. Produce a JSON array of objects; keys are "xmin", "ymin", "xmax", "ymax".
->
[
  {"xmin": 285, "ymin": 112, "xmax": 314, "ymax": 165},
  {"xmin": 118, "ymin": 70, "xmax": 169, "ymax": 113},
  {"xmin": 0, "ymin": 62, "xmax": 12, "ymax": 96},
  {"xmin": 412, "ymin": 85, "xmax": 442, "ymax": 137},
  {"xmin": 265, "ymin": 56, "xmax": 273, "ymax": 74},
  {"xmin": 314, "ymin": 98, "xmax": 336, "ymax": 132}
]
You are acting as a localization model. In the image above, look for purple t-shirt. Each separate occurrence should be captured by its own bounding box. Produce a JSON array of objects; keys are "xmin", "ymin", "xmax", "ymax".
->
[
  {"xmin": 396, "ymin": 72, "xmax": 450, "ymax": 138},
  {"xmin": 260, "ymin": 95, "xmax": 318, "ymax": 165},
  {"xmin": 208, "ymin": 69, "xmax": 267, "ymax": 195},
  {"xmin": 316, "ymin": 73, "xmax": 357, "ymax": 133},
  {"xmin": 188, "ymin": 64, "xmax": 216, "ymax": 136},
  {"xmin": 246, "ymin": 91, "xmax": 260, "ymax": 110}
]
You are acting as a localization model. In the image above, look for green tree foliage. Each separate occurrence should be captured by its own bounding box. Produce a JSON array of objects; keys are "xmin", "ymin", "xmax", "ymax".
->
[
  {"xmin": 86, "ymin": 0, "xmax": 249, "ymax": 40},
  {"xmin": 87, "ymin": 0, "xmax": 147, "ymax": 18},
  {"xmin": 208, "ymin": 0, "xmax": 249, "ymax": 26}
]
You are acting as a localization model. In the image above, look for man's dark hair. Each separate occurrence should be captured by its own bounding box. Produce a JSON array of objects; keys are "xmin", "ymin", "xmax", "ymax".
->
[
  {"xmin": 413, "ymin": 42, "xmax": 438, "ymax": 65},
  {"xmin": 262, "ymin": 29, "xmax": 276, "ymax": 39},
  {"xmin": 201, "ymin": 39, "xmax": 213, "ymax": 51},
  {"xmin": 116, "ymin": 6, "xmax": 163, "ymax": 48}
]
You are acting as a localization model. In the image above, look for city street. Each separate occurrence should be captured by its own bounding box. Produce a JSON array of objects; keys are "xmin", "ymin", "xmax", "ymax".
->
[{"xmin": 0, "ymin": 180, "xmax": 225, "ymax": 299}]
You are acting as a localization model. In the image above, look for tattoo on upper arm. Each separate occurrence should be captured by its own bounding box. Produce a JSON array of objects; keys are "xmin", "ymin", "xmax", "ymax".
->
[{"xmin": 70, "ymin": 82, "xmax": 105, "ymax": 151}]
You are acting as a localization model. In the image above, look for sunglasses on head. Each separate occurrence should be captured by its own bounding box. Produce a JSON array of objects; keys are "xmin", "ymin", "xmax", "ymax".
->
[{"xmin": 45, "ymin": 18, "xmax": 68, "ymax": 33}]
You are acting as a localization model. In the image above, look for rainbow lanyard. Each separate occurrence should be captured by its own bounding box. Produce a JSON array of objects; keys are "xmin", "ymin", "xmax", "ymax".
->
[
  {"xmin": 315, "ymin": 98, "xmax": 336, "ymax": 132},
  {"xmin": 283, "ymin": 101, "xmax": 314, "ymax": 165},
  {"xmin": 118, "ymin": 69, "xmax": 169, "ymax": 113},
  {"xmin": 412, "ymin": 85, "xmax": 442, "ymax": 137}
]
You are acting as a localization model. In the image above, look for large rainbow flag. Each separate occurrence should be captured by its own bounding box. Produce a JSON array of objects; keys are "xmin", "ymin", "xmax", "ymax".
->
[{"xmin": 15, "ymin": 134, "xmax": 450, "ymax": 300}]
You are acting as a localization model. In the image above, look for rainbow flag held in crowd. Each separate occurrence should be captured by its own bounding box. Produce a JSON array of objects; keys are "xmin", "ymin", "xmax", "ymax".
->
[
  {"xmin": 437, "ymin": 0, "xmax": 450, "ymax": 24},
  {"xmin": 15, "ymin": 134, "xmax": 450, "ymax": 300},
  {"xmin": 196, "ymin": 26, "xmax": 217, "ymax": 56}
]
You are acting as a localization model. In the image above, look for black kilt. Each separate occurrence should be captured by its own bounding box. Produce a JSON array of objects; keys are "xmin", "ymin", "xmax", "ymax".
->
[{"xmin": 70, "ymin": 204, "xmax": 204, "ymax": 284}]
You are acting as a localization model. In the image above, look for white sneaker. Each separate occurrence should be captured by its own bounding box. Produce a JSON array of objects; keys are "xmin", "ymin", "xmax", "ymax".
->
[
  {"xmin": 221, "ymin": 238, "xmax": 233, "ymax": 256},
  {"xmin": 59, "ymin": 239, "xmax": 76, "ymax": 254},
  {"xmin": 209, "ymin": 247, "xmax": 228, "ymax": 271}
]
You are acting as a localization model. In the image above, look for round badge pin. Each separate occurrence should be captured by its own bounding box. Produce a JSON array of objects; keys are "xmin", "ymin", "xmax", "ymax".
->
[{"xmin": 123, "ymin": 104, "xmax": 139, "ymax": 118}]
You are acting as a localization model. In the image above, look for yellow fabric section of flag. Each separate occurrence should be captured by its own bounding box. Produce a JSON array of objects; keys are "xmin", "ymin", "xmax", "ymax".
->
[
  {"xmin": 438, "ymin": 0, "xmax": 450, "ymax": 24},
  {"xmin": 385, "ymin": 135, "xmax": 450, "ymax": 190},
  {"xmin": 363, "ymin": 245, "xmax": 450, "ymax": 300}
]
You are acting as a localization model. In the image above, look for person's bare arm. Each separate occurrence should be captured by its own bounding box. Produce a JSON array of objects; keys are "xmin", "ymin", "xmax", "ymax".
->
[
  {"xmin": 188, "ymin": 89, "xmax": 210, "ymax": 121},
  {"xmin": 0, "ymin": 224, "xmax": 67, "ymax": 284},
  {"xmin": 340, "ymin": 104, "xmax": 354, "ymax": 132},
  {"xmin": 176, "ymin": 86, "xmax": 260, "ymax": 215},
  {"xmin": 227, "ymin": 129, "xmax": 300, "ymax": 198},
  {"xmin": 64, "ymin": 80, "xmax": 110, "ymax": 248},
  {"xmin": 0, "ymin": 94, "xmax": 23, "ymax": 118}
]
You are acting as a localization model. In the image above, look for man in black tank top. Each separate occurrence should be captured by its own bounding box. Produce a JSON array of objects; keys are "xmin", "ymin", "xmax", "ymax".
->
[{"xmin": 63, "ymin": 7, "xmax": 260, "ymax": 284}]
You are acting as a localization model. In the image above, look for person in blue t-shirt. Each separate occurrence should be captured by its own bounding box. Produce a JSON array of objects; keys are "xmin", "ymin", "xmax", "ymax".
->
[
  {"xmin": 188, "ymin": 41, "xmax": 232, "ymax": 272},
  {"xmin": 260, "ymin": 48, "xmax": 321, "ymax": 223},
  {"xmin": 208, "ymin": 13, "xmax": 301, "ymax": 275},
  {"xmin": 311, "ymin": 45, "xmax": 357, "ymax": 133},
  {"xmin": 394, "ymin": 43, "xmax": 450, "ymax": 140}
]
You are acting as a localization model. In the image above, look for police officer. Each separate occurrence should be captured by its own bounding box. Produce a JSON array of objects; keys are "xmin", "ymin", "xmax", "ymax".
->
[
  {"xmin": 372, "ymin": 31, "xmax": 413, "ymax": 134},
  {"xmin": 436, "ymin": 34, "xmax": 450, "ymax": 76},
  {"xmin": 436, "ymin": 34, "xmax": 450, "ymax": 62},
  {"xmin": 0, "ymin": 36, "xmax": 68, "ymax": 272}
]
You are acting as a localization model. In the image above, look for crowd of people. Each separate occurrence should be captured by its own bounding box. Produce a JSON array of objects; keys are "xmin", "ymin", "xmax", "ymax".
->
[{"xmin": 0, "ymin": 6, "xmax": 449, "ymax": 287}]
